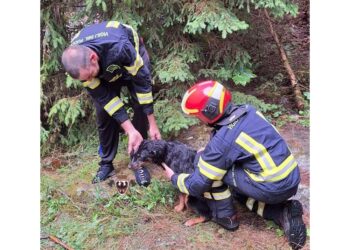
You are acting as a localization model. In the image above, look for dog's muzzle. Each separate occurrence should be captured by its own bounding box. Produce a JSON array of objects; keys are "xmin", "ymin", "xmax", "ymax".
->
[{"xmin": 128, "ymin": 156, "xmax": 144, "ymax": 170}]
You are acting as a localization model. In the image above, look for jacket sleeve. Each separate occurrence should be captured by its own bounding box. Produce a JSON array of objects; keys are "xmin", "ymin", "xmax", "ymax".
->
[
  {"xmin": 119, "ymin": 39, "xmax": 154, "ymax": 115},
  {"xmin": 170, "ymin": 134, "xmax": 233, "ymax": 198},
  {"xmin": 83, "ymin": 78, "xmax": 129, "ymax": 124}
]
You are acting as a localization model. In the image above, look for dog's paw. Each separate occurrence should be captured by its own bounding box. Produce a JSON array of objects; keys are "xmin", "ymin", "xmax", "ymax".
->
[
  {"xmin": 184, "ymin": 218, "xmax": 196, "ymax": 227},
  {"xmin": 184, "ymin": 216, "xmax": 207, "ymax": 227},
  {"xmin": 116, "ymin": 180, "xmax": 129, "ymax": 195},
  {"xmin": 174, "ymin": 204, "xmax": 185, "ymax": 212}
]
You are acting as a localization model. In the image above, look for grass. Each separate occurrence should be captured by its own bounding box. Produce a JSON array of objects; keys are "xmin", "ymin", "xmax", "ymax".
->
[{"xmin": 41, "ymin": 151, "xmax": 178, "ymax": 250}]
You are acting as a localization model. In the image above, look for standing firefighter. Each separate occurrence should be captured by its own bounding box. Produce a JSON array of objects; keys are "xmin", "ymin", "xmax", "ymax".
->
[
  {"xmin": 163, "ymin": 80, "xmax": 307, "ymax": 249},
  {"xmin": 61, "ymin": 21, "xmax": 161, "ymax": 185}
]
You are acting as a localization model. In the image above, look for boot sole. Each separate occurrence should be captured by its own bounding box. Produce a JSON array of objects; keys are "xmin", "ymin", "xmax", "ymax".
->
[{"xmin": 286, "ymin": 200, "xmax": 307, "ymax": 250}]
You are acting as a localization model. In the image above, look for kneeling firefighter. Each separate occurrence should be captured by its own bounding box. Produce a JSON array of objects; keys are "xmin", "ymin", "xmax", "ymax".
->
[{"xmin": 163, "ymin": 80, "xmax": 307, "ymax": 250}]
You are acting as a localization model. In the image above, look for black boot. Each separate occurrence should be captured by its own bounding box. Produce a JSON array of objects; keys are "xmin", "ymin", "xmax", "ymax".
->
[
  {"xmin": 212, "ymin": 214, "xmax": 239, "ymax": 231},
  {"xmin": 134, "ymin": 166, "xmax": 151, "ymax": 187},
  {"xmin": 280, "ymin": 200, "xmax": 307, "ymax": 250},
  {"xmin": 92, "ymin": 165, "xmax": 116, "ymax": 184}
]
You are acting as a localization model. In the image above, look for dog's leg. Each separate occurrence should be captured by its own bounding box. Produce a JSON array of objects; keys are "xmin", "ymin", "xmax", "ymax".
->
[
  {"xmin": 184, "ymin": 216, "xmax": 208, "ymax": 227},
  {"xmin": 174, "ymin": 193, "xmax": 186, "ymax": 212}
]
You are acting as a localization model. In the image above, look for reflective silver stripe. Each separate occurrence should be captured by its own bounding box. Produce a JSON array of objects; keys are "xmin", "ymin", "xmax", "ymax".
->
[
  {"xmin": 236, "ymin": 133, "xmax": 275, "ymax": 171},
  {"xmin": 246, "ymin": 197, "xmax": 255, "ymax": 211},
  {"xmin": 245, "ymin": 155, "xmax": 298, "ymax": 182},
  {"xmin": 124, "ymin": 53, "xmax": 144, "ymax": 76},
  {"xmin": 83, "ymin": 78, "xmax": 100, "ymax": 89},
  {"xmin": 211, "ymin": 181, "xmax": 223, "ymax": 188},
  {"xmin": 104, "ymin": 97, "xmax": 124, "ymax": 116},
  {"xmin": 122, "ymin": 24, "xmax": 144, "ymax": 76},
  {"xmin": 204, "ymin": 189, "xmax": 231, "ymax": 200},
  {"xmin": 177, "ymin": 174, "xmax": 189, "ymax": 194},
  {"xmin": 262, "ymin": 156, "xmax": 297, "ymax": 182},
  {"xmin": 257, "ymin": 202, "xmax": 265, "ymax": 217},
  {"xmin": 198, "ymin": 157, "xmax": 226, "ymax": 181},
  {"xmin": 136, "ymin": 92, "xmax": 153, "ymax": 104},
  {"xmin": 211, "ymin": 83, "xmax": 224, "ymax": 100}
]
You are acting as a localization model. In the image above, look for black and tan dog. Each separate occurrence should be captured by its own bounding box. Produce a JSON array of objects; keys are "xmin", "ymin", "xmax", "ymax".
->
[{"xmin": 129, "ymin": 139, "xmax": 211, "ymax": 226}]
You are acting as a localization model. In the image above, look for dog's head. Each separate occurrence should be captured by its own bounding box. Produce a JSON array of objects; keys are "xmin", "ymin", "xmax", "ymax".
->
[{"xmin": 129, "ymin": 140, "xmax": 167, "ymax": 170}]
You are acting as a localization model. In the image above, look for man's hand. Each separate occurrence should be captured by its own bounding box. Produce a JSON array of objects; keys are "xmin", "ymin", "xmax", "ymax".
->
[
  {"xmin": 147, "ymin": 114, "xmax": 161, "ymax": 140},
  {"xmin": 161, "ymin": 163, "xmax": 174, "ymax": 180},
  {"xmin": 149, "ymin": 124, "xmax": 161, "ymax": 140},
  {"xmin": 127, "ymin": 129, "xmax": 143, "ymax": 155},
  {"xmin": 120, "ymin": 120, "xmax": 144, "ymax": 155}
]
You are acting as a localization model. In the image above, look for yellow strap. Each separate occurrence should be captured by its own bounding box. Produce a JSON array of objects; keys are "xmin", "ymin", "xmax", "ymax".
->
[
  {"xmin": 204, "ymin": 188, "xmax": 231, "ymax": 200},
  {"xmin": 83, "ymin": 78, "xmax": 100, "ymax": 89},
  {"xmin": 104, "ymin": 96, "xmax": 124, "ymax": 116},
  {"xmin": 177, "ymin": 174, "xmax": 189, "ymax": 194},
  {"xmin": 198, "ymin": 157, "xmax": 227, "ymax": 181}
]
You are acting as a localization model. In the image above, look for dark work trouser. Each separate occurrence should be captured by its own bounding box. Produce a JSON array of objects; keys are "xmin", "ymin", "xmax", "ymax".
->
[
  {"xmin": 222, "ymin": 166, "xmax": 299, "ymax": 225},
  {"xmin": 95, "ymin": 42, "xmax": 151, "ymax": 169}
]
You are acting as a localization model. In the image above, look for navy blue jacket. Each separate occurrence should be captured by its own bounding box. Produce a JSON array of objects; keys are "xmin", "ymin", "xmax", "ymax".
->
[
  {"xmin": 71, "ymin": 21, "xmax": 153, "ymax": 124},
  {"xmin": 171, "ymin": 104, "xmax": 300, "ymax": 198}
]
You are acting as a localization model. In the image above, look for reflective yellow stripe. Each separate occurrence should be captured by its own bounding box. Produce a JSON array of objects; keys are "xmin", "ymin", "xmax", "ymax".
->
[
  {"xmin": 236, "ymin": 132, "xmax": 298, "ymax": 182},
  {"xmin": 123, "ymin": 24, "xmax": 139, "ymax": 53},
  {"xmin": 207, "ymin": 81, "xmax": 218, "ymax": 98},
  {"xmin": 83, "ymin": 78, "xmax": 100, "ymax": 89},
  {"xmin": 236, "ymin": 132, "xmax": 276, "ymax": 172},
  {"xmin": 198, "ymin": 157, "xmax": 227, "ymax": 181},
  {"xmin": 219, "ymin": 90, "xmax": 225, "ymax": 113},
  {"xmin": 204, "ymin": 188, "xmax": 231, "ymax": 200},
  {"xmin": 246, "ymin": 197, "xmax": 255, "ymax": 211},
  {"xmin": 104, "ymin": 96, "xmax": 124, "ymax": 116},
  {"xmin": 177, "ymin": 174, "xmax": 189, "ymax": 194},
  {"xmin": 136, "ymin": 92, "xmax": 153, "ymax": 104},
  {"xmin": 244, "ymin": 155, "xmax": 298, "ymax": 182},
  {"xmin": 106, "ymin": 21, "xmax": 120, "ymax": 28},
  {"xmin": 211, "ymin": 181, "xmax": 223, "ymax": 188},
  {"xmin": 257, "ymin": 202, "xmax": 265, "ymax": 217},
  {"xmin": 124, "ymin": 53, "xmax": 144, "ymax": 76},
  {"xmin": 122, "ymin": 24, "xmax": 144, "ymax": 76}
]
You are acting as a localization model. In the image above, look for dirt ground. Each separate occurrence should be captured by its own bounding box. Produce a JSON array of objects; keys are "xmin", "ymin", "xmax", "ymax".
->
[
  {"xmin": 41, "ymin": 122, "xmax": 310, "ymax": 249},
  {"xmin": 113, "ymin": 123, "xmax": 310, "ymax": 249}
]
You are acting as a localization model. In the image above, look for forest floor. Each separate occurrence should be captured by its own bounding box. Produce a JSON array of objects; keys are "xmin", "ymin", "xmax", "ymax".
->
[{"xmin": 41, "ymin": 122, "xmax": 309, "ymax": 250}]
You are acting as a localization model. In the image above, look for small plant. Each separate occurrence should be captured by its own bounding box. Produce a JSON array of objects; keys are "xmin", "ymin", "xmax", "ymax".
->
[
  {"xmin": 154, "ymin": 99, "xmax": 199, "ymax": 138},
  {"xmin": 265, "ymin": 220, "xmax": 284, "ymax": 237}
]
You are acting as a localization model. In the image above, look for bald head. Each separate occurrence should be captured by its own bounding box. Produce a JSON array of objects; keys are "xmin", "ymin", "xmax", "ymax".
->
[{"xmin": 61, "ymin": 45, "xmax": 93, "ymax": 79}]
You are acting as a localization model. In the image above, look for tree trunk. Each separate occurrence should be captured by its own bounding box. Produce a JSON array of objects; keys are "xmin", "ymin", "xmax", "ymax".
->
[{"xmin": 264, "ymin": 9, "xmax": 305, "ymax": 111}]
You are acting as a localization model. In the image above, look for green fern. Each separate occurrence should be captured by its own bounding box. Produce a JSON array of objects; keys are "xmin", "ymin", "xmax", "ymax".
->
[
  {"xmin": 184, "ymin": 1, "xmax": 249, "ymax": 38},
  {"xmin": 48, "ymin": 97, "xmax": 85, "ymax": 127},
  {"xmin": 154, "ymin": 100, "xmax": 199, "ymax": 138}
]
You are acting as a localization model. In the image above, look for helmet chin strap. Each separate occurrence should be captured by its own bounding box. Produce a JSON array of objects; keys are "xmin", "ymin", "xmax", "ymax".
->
[{"xmin": 213, "ymin": 103, "xmax": 248, "ymax": 127}]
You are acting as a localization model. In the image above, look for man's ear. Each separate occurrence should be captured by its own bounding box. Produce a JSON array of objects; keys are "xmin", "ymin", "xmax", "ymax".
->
[{"xmin": 90, "ymin": 52, "xmax": 98, "ymax": 64}]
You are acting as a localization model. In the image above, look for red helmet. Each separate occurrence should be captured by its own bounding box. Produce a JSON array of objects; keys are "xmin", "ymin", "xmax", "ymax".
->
[{"xmin": 181, "ymin": 80, "xmax": 231, "ymax": 124}]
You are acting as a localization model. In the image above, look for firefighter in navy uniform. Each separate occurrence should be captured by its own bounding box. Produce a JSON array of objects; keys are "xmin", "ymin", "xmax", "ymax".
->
[
  {"xmin": 163, "ymin": 80, "xmax": 306, "ymax": 250},
  {"xmin": 61, "ymin": 21, "xmax": 161, "ymax": 185}
]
